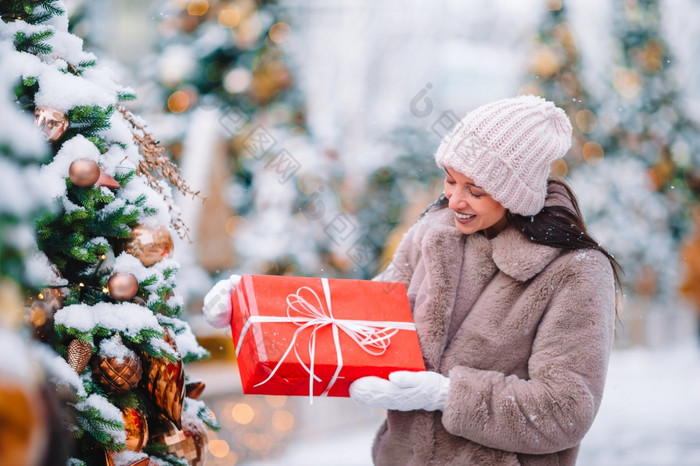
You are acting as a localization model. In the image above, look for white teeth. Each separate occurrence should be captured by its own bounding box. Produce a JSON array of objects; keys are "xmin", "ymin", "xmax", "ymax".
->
[{"xmin": 455, "ymin": 213, "xmax": 474, "ymax": 219}]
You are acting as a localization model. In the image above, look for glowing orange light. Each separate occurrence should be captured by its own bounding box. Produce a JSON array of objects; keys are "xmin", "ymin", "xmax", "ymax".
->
[
  {"xmin": 219, "ymin": 8, "xmax": 240, "ymax": 28},
  {"xmin": 231, "ymin": 403, "xmax": 254, "ymax": 424},
  {"xmin": 550, "ymin": 159, "xmax": 568, "ymax": 177},
  {"xmin": 269, "ymin": 22, "xmax": 291, "ymax": 43},
  {"xmin": 187, "ymin": 0, "xmax": 209, "ymax": 16},
  {"xmin": 582, "ymin": 141, "xmax": 604, "ymax": 165},
  {"xmin": 167, "ymin": 91, "xmax": 190, "ymax": 113},
  {"xmin": 575, "ymin": 109, "xmax": 598, "ymax": 134},
  {"xmin": 272, "ymin": 410, "xmax": 294, "ymax": 431},
  {"xmin": 208, "ymin": 439, "xmax": 230, "ymax": 458},
  {"xmin": 264, "ymin": 395, "xmax": 287, "ymax": 408}
]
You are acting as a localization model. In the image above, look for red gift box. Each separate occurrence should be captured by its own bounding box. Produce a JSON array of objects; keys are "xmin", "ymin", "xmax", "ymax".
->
[{"xmin": 230, "ymin": 274, "xmax": 425, "ymax": 399}]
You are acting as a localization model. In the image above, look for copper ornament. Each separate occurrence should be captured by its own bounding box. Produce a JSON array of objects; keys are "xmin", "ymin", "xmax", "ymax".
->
[
  {"xmin": 27, "ymin": 288, "xmax": 64, "ymax": 341},
  {"xmin": 123, "ymin": 225, "xmax": 174, "ymax": 267},
  {"xmin": 69, "ymin": 159, "xmax": 101, "ymax": 187},
  {"xmin": 91, "ymin": 352, "xmax": 143, "ymax": 394},
  {"xmin": 34, "ymin": 106, "xmax": 69, "ymax": 141},
  {"xmin": 141, "ymin": 329, "xmax": 185, "ymax": 427},
  {"xmin": 108, "ymin": 273, "xmax": 139, "ymax": 301},
  {"xmin": 149, "ymin": 416, "xmax": 206, "ymax": 466},
  {"xmin": 96, "ymin": 169, "xmax": 121, "ymax": 189},
  {"xmin": 67, "ymin": 339, "xmax": 93, "ymax": 374},
  {"xmin": 122, "ymin": 406, "xmax": 149, "ymax": 451},
  {"xmin": 104, "ymin": 451, "xmax": 150, "ymax": 466},
  {"xmin": 185, "ymin": 380, "xmax": 205, "ymax": 400}
]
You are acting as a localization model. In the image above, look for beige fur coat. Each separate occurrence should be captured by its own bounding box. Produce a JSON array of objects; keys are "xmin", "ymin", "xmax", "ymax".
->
[{"xmin": 372, "ymin": 203, "xmax": 616, "ymax": 465}]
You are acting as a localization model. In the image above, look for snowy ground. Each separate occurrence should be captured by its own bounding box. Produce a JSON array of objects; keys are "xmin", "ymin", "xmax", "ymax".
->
[{"xmin": 240, "ymin": 343, "xmax": 700, "ymax": 466}]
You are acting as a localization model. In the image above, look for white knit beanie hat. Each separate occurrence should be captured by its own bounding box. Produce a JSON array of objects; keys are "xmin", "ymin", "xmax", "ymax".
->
[{"xmin": 434, "ymin": 95, "xmax": 572, "ymax": 216}]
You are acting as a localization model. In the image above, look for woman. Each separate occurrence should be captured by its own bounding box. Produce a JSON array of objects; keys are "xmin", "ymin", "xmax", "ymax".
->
[{"xmin": 348, "ymin": 95, "xmax": 620, "ymax": 465}]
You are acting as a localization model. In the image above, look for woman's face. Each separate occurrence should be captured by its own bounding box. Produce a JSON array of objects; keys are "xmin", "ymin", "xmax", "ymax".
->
[{"xmin": 443, "ymin": 167, "xmax": 508, "ymax": 238}]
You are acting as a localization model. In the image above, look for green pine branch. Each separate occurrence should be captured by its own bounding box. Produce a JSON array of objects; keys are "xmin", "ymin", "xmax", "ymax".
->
[{"xmin": 14, "ymin": 29, "xmax": 53, "ymax": 55}]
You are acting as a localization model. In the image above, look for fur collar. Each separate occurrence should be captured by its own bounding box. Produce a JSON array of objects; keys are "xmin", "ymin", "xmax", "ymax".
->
[
  {"xmin": 425, "ymin": 207, "xmax": 560, "ymax": 282},
  {"xmin": 490, "ymin": 227, "xmax": 561, "ymax": 282}
]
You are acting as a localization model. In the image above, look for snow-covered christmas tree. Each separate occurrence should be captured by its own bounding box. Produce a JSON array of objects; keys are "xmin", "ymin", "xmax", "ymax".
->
[
  {"xmin": 0, "ymin": 1, "xmax": 218, "ymax": 464},
  {"xmin": 142, "ymin": 0, "xmax": 353, "ymax": 280}
]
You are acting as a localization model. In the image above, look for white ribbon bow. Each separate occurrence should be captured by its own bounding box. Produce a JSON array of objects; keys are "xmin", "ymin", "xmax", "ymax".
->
[{"xmin": 235, "ymin": 278, "xmax": 416, "ymax": 403}]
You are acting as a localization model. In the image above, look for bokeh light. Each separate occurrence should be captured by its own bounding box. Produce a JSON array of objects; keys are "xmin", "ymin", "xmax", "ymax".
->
[
  {"xmin": 208, "ymin": 439, "xmax": 230, "ymax": 458},
  {"xmin": 219, "ymin": 8, "xmax": 241, "ymax": 28},
  {"xmin": 167, "ymin": 90, "xmax": 190, "ymax": 113},
  {"xmin": 272, "ymin": 410, "xmax": 294, "ymax": 431},
  {"xmin": 613, "ymin": 67, "xmax": 642, "ymax": 99},
  {"xmin": 575, "ymin": 109, "xmax": 597, "ymax": 134},
  {"xmin": 223, "ymin": 68, "xmax": 252, "ymax": 93},
  {"xmin": 582, "ymin": 141, "xmax": 604, "ymax": 165},
  {"xmin": 269, "ymin": 22, "xmax": 291, "ymax": 44},
  {"xmin": 550, "ymin": 158, "xmax": 568, "ymax": 178},
  {"xmin": 231, "ymin": 403, "xmax": 255, "ymax": 424},
  {"xmin": 187, "ymin": 0, "xmax": 209, "ymax": 16},
  {"xmin": 264, "ymin": 395, "xmax": 287, "ymax": 408}
]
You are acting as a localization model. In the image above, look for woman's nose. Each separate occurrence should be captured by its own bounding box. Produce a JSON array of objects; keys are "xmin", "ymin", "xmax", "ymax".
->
[{"xmin": 448, "ymin": 190, "xmax": 468, "ymax": 210}]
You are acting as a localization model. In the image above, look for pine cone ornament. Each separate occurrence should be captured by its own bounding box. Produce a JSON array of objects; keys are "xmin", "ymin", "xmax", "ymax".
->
[
  {"xmin": 67, "ymin": 339, "xmax": 92, "ymax": 374},
  {"xmin": 91, "ymin": 351, "xmax": 143, "ymax": 394},
  {"xmin": 141, "ymin": 329, "xmax": 185, "ymax": 427}
]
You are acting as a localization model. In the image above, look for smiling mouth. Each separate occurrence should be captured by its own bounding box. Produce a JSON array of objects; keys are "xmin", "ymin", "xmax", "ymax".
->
[{"xmin": 455, "ymin": 212, "xmax": 475, "ymax": 220}]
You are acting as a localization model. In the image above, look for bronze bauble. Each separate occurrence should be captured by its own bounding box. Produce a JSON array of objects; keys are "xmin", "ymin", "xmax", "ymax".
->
[
  {"xmin": 141, "ymin": 329, "xmax": 185, "ymax": 427},
  {"xmin": 107, "ymin": 273, "xmax": 139, "ymax": 301},
  {"xmin": 149, "ymin": 416, "xmax": 206, "ymax": 466},
  {"xmin": 91, "ymin": 352, "xmax": 143, "ymax": 393},
  {"xmin": 104, "ymin": 451, "xmax": 150, "ymax": 466},
  {"xmin": 122, "ymin": 406, "xmax": 149, "ymax": 451},
  {"xmin": 34, "ymin": 106, "xmax": 68, "ymax": 141},
  {"xmin": 124, "ymin": 225, "xmax": 174, "ymax": 267},
  {"xmin": 69, "ymin": 159, "xmax": 100, "ymax": 187}
]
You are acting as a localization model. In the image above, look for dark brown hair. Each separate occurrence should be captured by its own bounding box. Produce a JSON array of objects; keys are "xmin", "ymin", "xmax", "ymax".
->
[{"xmin": 421, "ymin": 178, "xmax": 623, "ymax": 291}]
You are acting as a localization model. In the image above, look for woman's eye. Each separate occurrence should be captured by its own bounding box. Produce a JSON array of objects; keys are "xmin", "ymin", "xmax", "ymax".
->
[
  {"xmin": 470, "ymin": 190, "xmax": 485, "ymax": 198},
  {"xmin": 445, "ymin": 178, "xmax": 456, "ymax": 185}
]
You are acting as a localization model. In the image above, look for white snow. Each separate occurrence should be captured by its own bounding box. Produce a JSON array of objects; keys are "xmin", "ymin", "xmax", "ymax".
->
[
  {"xmin": 97, "ymin": 335, "xmax": 136, "ymax": 363},
  {"xmin": 0, "ymin": 328, "xmax": 35, "ymax": 384},
  {"xmin": 25, "ymin": 251, "xmax": 68, "ymax": 287},
  {"xmin": 33, "ymin": 342, "xmax": 87, "ymax": 398},
  {"xmin": 55, "ymin": 302, "xmax": 162, "ymax": 337}
]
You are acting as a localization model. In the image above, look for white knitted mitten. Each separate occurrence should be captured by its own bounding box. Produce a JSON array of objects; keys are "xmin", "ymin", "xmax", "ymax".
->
[
  {"xmin": 202, "ymin": 274, "xmax": 241, "ymax": 328},
  {"xmin": 349, "ymin": 371, "xmax": 450, "ymax": 412}
]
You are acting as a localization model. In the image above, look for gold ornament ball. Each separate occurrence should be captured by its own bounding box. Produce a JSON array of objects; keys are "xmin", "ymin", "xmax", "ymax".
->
[
  {"xmin": 69, "ymin": 159, "xmax": 101, "ymax": 187},
  {"xmin": 108, "ymin": 273, "xmax": 139, "ymax": 301},
  {"xmin": 122, "ymin": 406, "xmax": 149, "ymax": 451},
  {"xmin": 124, "ymin": 225, "xmax": 174, "ymax": 267},
  {"xmin": 34, "ymin": 106, "xmax": 69, "ymax": 141}
]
